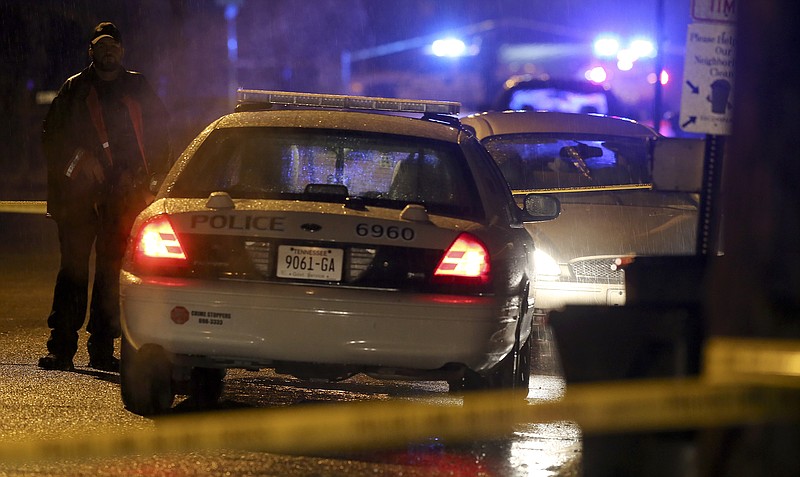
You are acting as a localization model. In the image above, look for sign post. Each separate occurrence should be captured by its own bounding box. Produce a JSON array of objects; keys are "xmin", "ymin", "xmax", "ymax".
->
[{"xmin": 681, "ymin": 0, "xmax": 736, "ymax": 256}]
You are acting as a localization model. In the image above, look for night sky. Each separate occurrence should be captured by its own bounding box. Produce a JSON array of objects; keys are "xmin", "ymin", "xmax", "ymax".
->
[{"xmin": 0, "ymin": 0, "xmax": 692, "ymax": 198}]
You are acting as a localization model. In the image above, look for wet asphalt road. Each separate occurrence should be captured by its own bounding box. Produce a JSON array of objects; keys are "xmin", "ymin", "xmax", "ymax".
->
[{"xmin": 0, "ymin": 210, "xmax": 581, "ymax": 476}]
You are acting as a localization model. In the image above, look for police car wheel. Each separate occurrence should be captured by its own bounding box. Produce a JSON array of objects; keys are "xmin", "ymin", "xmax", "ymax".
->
[
  {"xmin": 449, "ymin": 290, "xmax": 532, "ymax": 394},
  {"xmin": 188, "ymin": 367, "xmax": 226, "ymax": 408},
  {"xmin": 516, "ymin": 332, "xmax": 532, "ymax": 390},
  {"xmin": 120, "ymin": 338, "xmax": 175, "ymax": 416},
  {"xmin": 457, "ymin": 330, "xmax": 532, "ymax": 394}
]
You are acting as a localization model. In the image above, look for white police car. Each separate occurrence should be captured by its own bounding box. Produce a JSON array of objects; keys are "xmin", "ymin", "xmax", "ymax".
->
[{"xmin": 119, "ymin": 90, "xmax": 560, "ymax": 415}]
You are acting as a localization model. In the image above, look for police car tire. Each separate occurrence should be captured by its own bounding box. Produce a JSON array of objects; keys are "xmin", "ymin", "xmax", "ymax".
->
[
  {"xmin": 189, "ymin": 367, "xmax": 226, "ymax": 408},
  {"xmin": 516, "ymin": 331, "xmax": 532, "ymax": 389},
  {"xmin": 449, "ymin": 288, "xmax": 532, "ymax": 394},
  {"xmin": 457, "ymin": 330, "xmax": 532, "ymax": 394},
  {"xmin": 480, "ymin": 287, "xmax": 532, "ymax": 392},
  {"xmin": 493, "ymin": 331, "xmax": 531, "ymax": 390},
  {"xmin": 120, "ymin": 338, "xmax": 175, "ymax": 416}
]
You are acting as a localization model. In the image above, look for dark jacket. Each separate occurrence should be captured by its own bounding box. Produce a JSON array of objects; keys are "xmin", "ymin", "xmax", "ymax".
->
[{"xmin": 42, "ymin": 66, "xmax": 172, "ymax": 220}]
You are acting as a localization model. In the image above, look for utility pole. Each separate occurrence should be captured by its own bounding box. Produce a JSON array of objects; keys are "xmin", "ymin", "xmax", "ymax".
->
[{"xmin": 653, "ymin": 0, "xmax": 665, "ymax": 133}]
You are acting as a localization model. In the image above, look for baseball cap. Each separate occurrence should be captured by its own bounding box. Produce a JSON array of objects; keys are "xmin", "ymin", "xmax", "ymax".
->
[{"xmin": 90, "ymin": 22, "xmax": 122, "ymax": 45}]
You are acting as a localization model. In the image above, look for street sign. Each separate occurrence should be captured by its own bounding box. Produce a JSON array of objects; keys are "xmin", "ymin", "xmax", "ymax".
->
[
  {"xmin": 692, "ymin": 0, "xmax": 736, "ymax": 24},
  {"xmin": 679, "ymin": 22, "xmax": 736, "ymax": 135}
]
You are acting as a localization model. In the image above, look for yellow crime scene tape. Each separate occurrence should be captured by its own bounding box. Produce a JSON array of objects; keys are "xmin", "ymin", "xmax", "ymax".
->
[
  {"xmin": 0, "ymin": 200, "xmax": 47, "ymax": 215},
  {"xmin": 0, "ymin": 336, "xmax": 797, "ymax": 464},
  {"xmin": 704, "ymin": 337, "xmax": 800, "ymax": 387}
]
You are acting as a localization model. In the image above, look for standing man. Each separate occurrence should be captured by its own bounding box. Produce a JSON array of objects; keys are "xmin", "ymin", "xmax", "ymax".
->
[{"xmin": 39, "ymin": 22, "xmax": 172, "ymax": 372}]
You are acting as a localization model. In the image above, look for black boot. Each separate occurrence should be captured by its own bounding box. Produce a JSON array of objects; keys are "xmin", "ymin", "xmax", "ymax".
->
[{"xmin": 38, "ymin": 353, "xmax": 75, "ymax": 371}]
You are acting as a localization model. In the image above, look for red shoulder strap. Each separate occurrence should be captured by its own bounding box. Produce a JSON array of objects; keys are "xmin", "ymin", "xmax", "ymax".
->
[
  {"xmin": 120, "ymin": 95, "xmax": 149, "ymax": 176},
  {"xmin": 86, "ymin": 87, "xmax": 113, "ymax": 166},
  {"xmin": 86, "ymin": 85, "xmax": 150, "ymax": 175}
]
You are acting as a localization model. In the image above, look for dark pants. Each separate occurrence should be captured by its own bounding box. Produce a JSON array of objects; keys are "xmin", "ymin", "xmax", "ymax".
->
[{"xmin": 46, "ymin": 191, "xmax": 141, "ymax": 361}]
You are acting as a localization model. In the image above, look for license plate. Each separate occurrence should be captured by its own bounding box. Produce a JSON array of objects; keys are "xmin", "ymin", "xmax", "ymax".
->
[{"xmin": 276, "ymin": 245, "xmax": 343, "ymax": 281}]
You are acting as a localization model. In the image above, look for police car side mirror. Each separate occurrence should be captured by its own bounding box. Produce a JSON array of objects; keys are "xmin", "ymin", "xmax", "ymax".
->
[{"xmin": 520, "ymin": 194, "xmax": 560, "ymax": 222}]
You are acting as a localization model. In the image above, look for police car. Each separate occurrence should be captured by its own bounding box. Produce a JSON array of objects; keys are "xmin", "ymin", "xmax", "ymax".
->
[{"xmin": 119, "ymin": 90, "xmax": 560, "ymax": 415}]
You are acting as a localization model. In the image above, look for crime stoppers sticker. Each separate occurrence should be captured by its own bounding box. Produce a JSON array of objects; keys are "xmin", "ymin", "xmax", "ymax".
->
[{"xmin": 171, "ymin": 306, "xmax": 190, "ymax": 325}]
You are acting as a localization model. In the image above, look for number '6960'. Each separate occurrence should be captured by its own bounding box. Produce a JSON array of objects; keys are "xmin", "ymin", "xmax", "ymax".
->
[{"xmin": 356, "ymin": 223, "xmax": 415, "ymax": 241}]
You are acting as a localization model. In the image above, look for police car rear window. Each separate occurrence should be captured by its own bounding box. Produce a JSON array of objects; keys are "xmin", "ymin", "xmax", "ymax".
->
[{"xmin": 171, "ymin": 128, "xmax": 484, "ymax": 219}]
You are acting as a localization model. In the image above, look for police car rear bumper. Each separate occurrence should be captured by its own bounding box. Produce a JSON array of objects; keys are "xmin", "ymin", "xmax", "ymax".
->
[{"xmin": 120, "ymin": 271, "xmax": 520, "ymax": 373}]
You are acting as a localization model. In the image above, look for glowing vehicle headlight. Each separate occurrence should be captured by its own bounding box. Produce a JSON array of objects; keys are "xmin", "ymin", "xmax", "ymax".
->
[{"xmin": 534, "ymin": 249, "xmax": 561, "ymax": 280}]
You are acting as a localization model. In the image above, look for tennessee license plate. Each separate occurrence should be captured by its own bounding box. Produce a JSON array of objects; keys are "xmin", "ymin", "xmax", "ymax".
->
[{"xmin": 276, "ymin": 245, "xmax": 343, "ymax": 281}]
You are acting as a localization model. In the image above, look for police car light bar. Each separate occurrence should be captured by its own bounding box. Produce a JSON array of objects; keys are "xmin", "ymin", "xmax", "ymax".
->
[{"xmin": 237, "ymin": 89, "xmax": 461, "ymax": 115}]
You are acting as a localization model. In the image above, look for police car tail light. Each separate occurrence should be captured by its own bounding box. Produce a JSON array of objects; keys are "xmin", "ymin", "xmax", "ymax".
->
[
  {"xmin": 133, "ymin": 215, "xmax": 187, "ymax": 263},
  {"xmin": 433, "ymin": 233, "xmax": 491, "ymax": 284}
]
